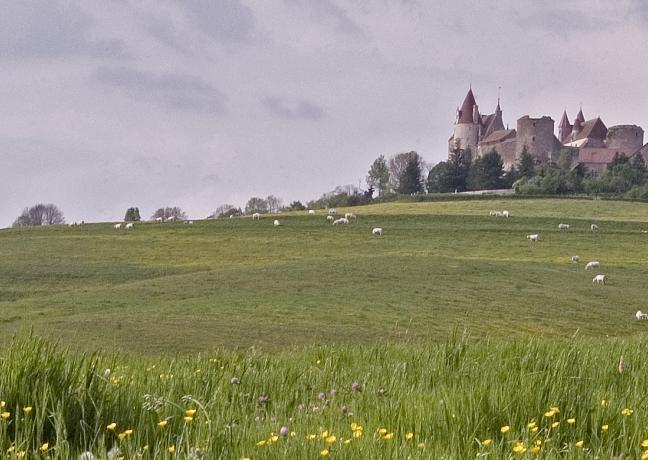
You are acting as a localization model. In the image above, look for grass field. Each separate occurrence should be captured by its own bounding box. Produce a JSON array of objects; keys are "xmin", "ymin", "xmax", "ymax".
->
[{"xmin": 1, "ymin": 198, "xmax": 648, "ymax": 353}]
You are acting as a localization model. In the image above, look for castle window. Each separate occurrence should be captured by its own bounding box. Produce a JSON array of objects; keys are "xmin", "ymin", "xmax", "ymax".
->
[{"xmin": 532, "ymin": 136, "xmax": 535, "ymax": 141}]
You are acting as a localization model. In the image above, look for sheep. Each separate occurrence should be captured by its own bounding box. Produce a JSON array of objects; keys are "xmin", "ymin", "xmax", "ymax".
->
[
  {"xmin": 273, "ymin": 219, "xmax": 280, "ymax": 226},
  {"xmin": 593, "ymin": 274, "xmax": 607, "ymax": 285},
  {"xmin": 494, "ymin": 211, "xmax": 503, "ymax": 217},
  {"xmin": 372, "ymin": 227, "xmax": 383, "ymax": 236},
  {"xmin": 502, "ymin": 210, "xmax": 510, "ymax": 218},
  {"xmin": 328, "ymin": 208, "xmax": 337, "ymax": 215},
  {"xmin": 558, "ymin": 223, "xmax": 570, "ymax": 230},
  {"xmin": 636, "ymin": 310, "xmax": 648, "ymax": 320},
  {"xmin": 344, "ymin": 212, "xmax": 357, "ymax": 219},
  {"xmin": 308, "ymin": 210, "xmax": 315, "ymax": 215},
  {"xmin": 114, "ymin": 223, "xmax": 122, "ymax": 229},
  {"xmin": 166, "ymin": 216, "xmax": 176, "ymax": 222},
  {"xmin": 585, "ymin": 261, "xmax": 600, "ymax": 270},
  {"xmin": 326, "ymin": 215, "xmax": 334, "ymax": 222},
  {"xmin": 571, "ymin": 255, "xmax": 580, "ymax": 263},
  {"xmin": 332, "ymin": 218, "xmax": 349, "ymax": 225},
  {"xmin": 526, "ymin": 234, "xmax": 539, "ymax": 242},
  {"xmin": 252, "ymin": 213, "xmax": 260, "ymax": 220},
  {"xmin": 155, "ymin": 216, "xmax": 163, "ymax": 223},
  {"xmin": 488, "ymin": 210, "xmax": 496, "ymax": 217},
  {"xmin": 591, "ymin": 223, "xmax": 599, "ymax": 232},
  {"xmin": 188, "ymin": 220, "xmax": 193, "ymax": 225},
  {"xmin": 125, "ymin": 223, "xmax": 134, "ymax": 229}
]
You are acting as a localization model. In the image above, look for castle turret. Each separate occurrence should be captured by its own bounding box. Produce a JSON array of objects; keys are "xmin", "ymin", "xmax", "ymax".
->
[
  {"xmin": 558, "ymin": 110, "xmax": 571, "ymax": 143},
  {"xmin": 571, "ymin": 108, "xmax": 585, "ymax": 139},
  {"xmin": 449, "ymin": 88, "xmax": 480, "ymax": 156}
]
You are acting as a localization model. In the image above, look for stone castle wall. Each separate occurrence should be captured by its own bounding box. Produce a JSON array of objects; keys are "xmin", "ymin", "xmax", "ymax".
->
[
  {"xmin": 516, "ymin": 116, "xmax": 556, "ymax": 163},
  {"xmin": 606, "ymin": 125, "xmax": 644, "ymax": 156}
]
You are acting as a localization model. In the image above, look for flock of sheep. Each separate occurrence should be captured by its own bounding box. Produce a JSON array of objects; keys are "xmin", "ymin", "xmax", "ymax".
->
[
  {"xmin": 495, "ymin": 209, "xmax": 645, "ymax": 322},
  {"xmin": 251, "ymin": 208, "xmax": 383, "ymax": 235},
  {"xmin": 112, "ymin": 216, "xmax": 194, "ymax": 230}
]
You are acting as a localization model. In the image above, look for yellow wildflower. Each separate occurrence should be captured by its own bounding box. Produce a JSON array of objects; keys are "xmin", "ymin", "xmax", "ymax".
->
[
  {"xmin": 601, "ymin": 399, "xmax": 608, "ymax": 406},
  {"xmin": 550, "ymin": 406, "xmax": 560, "ymax": 413},
  {"xmin": 23, "ymin": 407, "xmax": 32, "ymax": 414},
  {"xmin": 168, "ymin": 445, "xmax": 176, "ymax": 453},
  {"xmin": 320, "ymin": 449, "xmax": 329, "ymax": 457},
  {"xmin": 158, "ymin": 420, "xmax": 168, "ymax": 428},
  {"xmin": 642, "ymin": 451, "xmax": 648, "ymax": 460},
  {"xmin": 306, "ymin": 434, "xmax": 317, "ymax": 440},
  {"xmin": 601, "ymin": 424, "xmax": 609, "ymax": 432},
  {"xmin": 7, "ymin": 447, "xmax": 15, "ymax": 453},
  {"xmin": 383, "ymin": 432, "xmax": 395, "ymax": 440},
  {"xmin": 567, "ymin": 418, "xmax": 576, "ymax": 425},
  {"xmin": 0, "ymin": 401, "xmax": 4, "ymax": 408},
  {"xmin": 378, "ymin": 428, "xmax": 388, "ymax": 435},
  {"xmin": 405, "ymin": 432, "xmax": 414, "ymax": 440},
  {"xmin": 527, "ymin": 421, "xmax": 537, "ymax": 429},
  {"xmin": 531, "ymin": 446, "xmax": 540, "ymax": 454},
  {"xmin": 321, "ymin": 430, "xmax": 329, "ymax": 438},
  {"xmin": 1, "ymin": 412, "xmax": 10, "ymax": 419},
  {"xmin": 622, "ymin": 408, "xmax": 634, "ymax": 416},
  {"xmin": 512, "ymin": 442, "xmax": 527, "ymax": 454},
  {"xmin": 500, "ymin": 425, "xmax": 510, "ymax": 433},
  {"xmin": 482, "ymin": 439, "xmax": 492, "ymax": 447},
  {"xmin": 185, "ymin": 409, "xmax": 197, "ymax": 417},
  {"xmin": 107, "ymin": 422, "xmax": 117, "ymax": 431},
  {"xmin": 270, "ymin": 435, "xmax": 279, "ymax": 443},
  {"xmin": 325, "ymin": 435, "xmax": 336, "ymax": 444},
  {"xmin": 118, "ymin": 432, "xmax": 127, "ymax": 440},
  {"xmin": 184, "ymin": 416, "xmax": 193, "ymax": 422},
  {"xmin": 551, "ymin": 421, "xmax": 560, "ymax": 428},
  {"xmin": 124, "ymin": 429, "xmax": 133, "ymax": 436},
  {"xmin": 350, "ymin": 422, "xmax": 358, "ymax": 431},
  {"xmin": 417, "ymin": 442, "xmax": 426, "ymax": 448},
  {"xmin": 16, "ymin": 451, "xmax": 25, "ymax": 458},
  {"xmin": 353, "ymin": 430, "xmax": 363, "ymax": 438},
  {"xmin": 290, "ymin": 431, "xmax": 296, "ymax": 437},
  {"xmin": 575, "ymin": 440, "xmax": 584, "ymax": 448},
  {"xmin": 256, "ymin": 440, "xmax": 267, "ymax": 446},
  {"xmin": 40, "ymin": 443, "xmax": 49, "ymax": 452},
  {"xmin": 642, "ymin": 439, "xmax": 648, "ymax": 448},
  {"xmin": 344, "ymin": 439, "xmax": 352, "ymax": 445},
  {"xmin": 530, "ymin": 426, "xmax": 538, "ymax": 433},
  {"xmin": 544, "ymin": 410, "xmax": 556, "ymax": 417}
]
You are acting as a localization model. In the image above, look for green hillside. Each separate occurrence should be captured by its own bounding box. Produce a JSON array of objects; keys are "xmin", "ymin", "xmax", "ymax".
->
[{"xmin": 1, "ymin": 198, "xmax": 647, "ymax": 353}]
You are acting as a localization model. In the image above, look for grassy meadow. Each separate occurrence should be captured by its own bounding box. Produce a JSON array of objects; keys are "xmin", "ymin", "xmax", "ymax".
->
[{"xmin": 2, "ymin": 197, "xmax": 648, "ymax": 458}]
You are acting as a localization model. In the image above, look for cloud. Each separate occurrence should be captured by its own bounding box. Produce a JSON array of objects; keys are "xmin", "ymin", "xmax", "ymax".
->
[
  {"xmin": 93, "ymin": 66, "xmax": 227, "ymax": 115},
  {"xmin": 285, "ymin": 0, "xmax": 363, "ymax": 35},
  {"xmin": 510, "ymin": 3, "xmax": 621, "ymax": 34},
  {"xmin": 0, "ymin": 0, "xmax": 127, "ymax": 59},
  {"xmin": 177, "ymin": 0, "xmax": 256, "ymax": 43},
  {"xmin": 261, "ymin": 96, "xmax": 325, "ymax": 121}
]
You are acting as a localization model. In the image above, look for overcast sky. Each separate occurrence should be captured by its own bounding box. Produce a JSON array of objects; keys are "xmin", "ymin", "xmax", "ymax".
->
[{"xmin": 2, "ymin": 0, "xmax": 648, "ymax": 226}]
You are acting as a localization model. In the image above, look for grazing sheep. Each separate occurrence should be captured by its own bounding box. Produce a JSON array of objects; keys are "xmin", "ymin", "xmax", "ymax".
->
[
  {"xmin": 155, "ymin": 216, "xmax": 163, "ymax": 223},
  {"xmin": 642, "ymin": 230, "xmax": 648, "ymax": 234},
  {"xmin": 273, "ymin": 219, "xmax": 280, "ymax": 226},
  {"xmin": 372, "ymin": 227, "xmax": 383, "ymax": 236},
  {"xmin": 526, "ymin": 234, "xmax": 539, "ymax": 242},
  {"xmin": 345, "ymin": 212, "xmax": 357, "ymax": 219},
  {"xmin": 502, "ymin": 210, "xmax": 510, "ymax": 218},
  {"xmin": 571, "ymin": 255, "xmax": 580, "ymax": 263},
  {"xmin": 328, "ymin": 208, "xmax": 337, "ymax": 215},
  {"xmin": 166, "ymin": 216, "xmax": 176, "ymax": 222},
  {"xmin": 114, "ymin": 223, "xmax": 122, "ymax": 229},
  {"xmin": 188, "ymin": 220, "xmax": 193, "ymax": 225},
  {"xmin": 585, "ymin": 261, "xmax": 600, "ymax": 270},
  {"xmin": 593, "ymin": 274, "xmax": 607, "ymax": 285},
  {"xmin": 308, "ymin": 209, "xmax": 315, "ymax": 215},
  {"xmin": 558, "ymin": 223, "xmax": 570, "ymax": 230},
  {"xmin": 332, "ymin": 218, "xmax": 349, "ymax": 225},
  {"xmin": 591, "ymin": 223, "xmax": 599, "ymax": 232},
  {"xmin": 252, "ymin": 213, "xmax": 260, "ymax": 220},
  {"xmin": 636, "ymin": 310, "xmax": 648, "ymax": 320},
  {"xmin": 494, "ymin": 211, "xmax": 503, "ymax": 217},
  {"xmin": 125, "ymin": 223, "xmax": 134, "ymax": 229},
  {"xmin": 326, "ymin": 215, "xmax": 334, "ymax": 222},
  {"xmin": 489, "ymin": 210, "xmax": 496, "ymax": 217}
]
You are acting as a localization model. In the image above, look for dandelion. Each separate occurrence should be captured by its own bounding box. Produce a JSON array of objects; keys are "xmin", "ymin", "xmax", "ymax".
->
[
  {"xmin": 320, "ymin": 449, "xmax": 329, "ymax": 457},
  {"xmin": 22, "ymin": 407, "xmax": 32, "ymax": 414},
  {"xmin": 500, "ymin": 425, "xmax": 510, "ymax": 433},
  {"xmin": 601, "ymin": 424, "xmax": 609, "ymax": 432},
  {"xmin": 158, "ymin": 420, "xmax": 168, "ymax": 428},
  {"xmin": 567, "ymin": 418, "xmax": 576, "ymax": 425},
  {"xmin": 482, "ymin": 439, "xmax": 492, "ymax": 447},
  {"xmin": 405, "ymin": 432, "xmax": 414, "ymax": 440},
  {"xmin": 575, "ymin": 440, "xmax": 584, "ymax": 448},
  {"xmin": 107, "ymin": 422, "xmax": 117, "ymax": 431},
  {"xmin": 168, "ymin": 445, "xmax": 176, "ymax": 454},
  {"xmin": 185, "ymin": 409, "xmax": 197, "ymax": 417},
  {"xmin": 382, "ymin": 433, "xmax": 395, "ymax": 440},
  {"xmin": 622, "ymin": 408, "xmax": 634, "ymax": 416},
  {"xmin": 551, "ymin": 421, "xmax": 560, "ymax": 428},
  {"xmin": 1, "ymin": 412, "xmax": 10, "ymax": 419}
]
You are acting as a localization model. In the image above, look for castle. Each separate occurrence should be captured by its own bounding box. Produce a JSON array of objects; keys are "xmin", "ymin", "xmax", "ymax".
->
[{"xmin": 448, "ymin": 88, "xmax": 648, "ymax": 173}]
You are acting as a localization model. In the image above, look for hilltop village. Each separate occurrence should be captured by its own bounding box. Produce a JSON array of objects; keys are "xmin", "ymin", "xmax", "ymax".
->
[{"xmin": 449, "ymin": 88, "xmax": 648, "ymax": 173}]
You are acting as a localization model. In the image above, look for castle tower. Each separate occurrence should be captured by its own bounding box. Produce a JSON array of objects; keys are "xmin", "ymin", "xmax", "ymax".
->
[
  {"xmin": 558, "ymin": 110, "xmax": 572, "ymax": 143},
  {"xmin": 571, "ymin": 108, "xmax": 585, "ymax": 139},
  {"xmin": 449, "ymin": 88, "xmax": 480, "ymax": 157}
]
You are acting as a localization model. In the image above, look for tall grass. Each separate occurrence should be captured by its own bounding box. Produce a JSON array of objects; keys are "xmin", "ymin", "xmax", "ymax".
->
[{"xmin": 2, "ymin": 333, "xmax": 648, "ymax": 458}]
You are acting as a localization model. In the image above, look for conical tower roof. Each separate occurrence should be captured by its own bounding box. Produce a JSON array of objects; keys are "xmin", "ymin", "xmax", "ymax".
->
[
  {"xmin": 457, "ymin": 89, "xmax": 477, "ymax": 124},
  {"xmin": 559, "ymin": 110, "xmax": 570, "ymax": 129},
  {"xmin": 575, "ymin": 108, "xmax": 585, "ymax": 124}
]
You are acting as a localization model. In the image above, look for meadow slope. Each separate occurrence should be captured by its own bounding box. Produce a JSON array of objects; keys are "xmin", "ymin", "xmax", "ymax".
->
[{"xmin": 1, "ymin": 198, "xmax": 647, "ymax": 353}]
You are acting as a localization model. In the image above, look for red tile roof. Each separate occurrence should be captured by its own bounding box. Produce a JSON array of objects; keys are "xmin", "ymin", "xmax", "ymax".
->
[{"xmin": 457, "ymin": 89, "xmax": 477, "ymax": 124}]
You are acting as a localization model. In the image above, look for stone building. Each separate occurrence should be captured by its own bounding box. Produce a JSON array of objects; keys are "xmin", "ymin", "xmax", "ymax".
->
[{"xmin": 448, "ymin": 88, "xmax": 647, "ymax": 173}]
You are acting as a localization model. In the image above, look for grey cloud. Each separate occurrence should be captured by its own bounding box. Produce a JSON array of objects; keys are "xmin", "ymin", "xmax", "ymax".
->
[
  {"xmin": 0, "ymin": 0, "xmax": 127, "ymax": 59},
  {"xmin": 285, "ymin": 0, "xmax": 363, "ymax": 35},
  {"xmin": 93, "ymin": 67, "xmax": 227, "ymax": 115},
  {"xmin": 511, "ymin": 4, "xmax": 620, "ymax": 33},
  {"xmin": 262, "ymin": 97, "xmax": 325, "ymax": 121},
  {"xmin": 147, "ymin": 15, "xmax": 187, "ymax": 53},
  {"xmin": 177, "ymin": 0, "xmax": 256, "ymax": 43}
]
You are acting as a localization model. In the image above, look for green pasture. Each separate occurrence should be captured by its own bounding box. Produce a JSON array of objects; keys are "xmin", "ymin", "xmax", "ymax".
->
[{"xmin": 0, "ymin": 198, "xmax": 647, "ymax": 353}]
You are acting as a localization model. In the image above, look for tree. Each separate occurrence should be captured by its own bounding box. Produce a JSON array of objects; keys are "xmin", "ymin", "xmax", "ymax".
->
[
  {"xmin": 12, "ymin": 204, "xmax": 65, "ymax": 227},
  {"xmin": 517, "ymin": 146, "xmax": 536, "ymax": 179},
  {"xmin": 557, "ymin": 147, "xmax": 578, "ymax": 172},
  {"xmin": 426, "ymin": 161, "xmax": 454, "ymax": 193},
  {"xmin": 388, "ymin": 151, "xmax": 423, "ymax": 193},
  {"xmin": 447, "ymin": 142, "xmax": 472, "ymax": 192},
  {"xmin": 265, "ymin": 195, "xmax": 283, "ymax": 213},
  {"xmin": 124, "ymin": 207, "xmax": 141, "ymax": 222},
  {"xmin": 245, "ymin": 197, "xmax": 269, "ymax": 214},
  {"xmin": 397, "ymin": 155, "xmax": 423, "ymax": 194},
  {"xmin": 288, "ymin": 201, "xmax": 306, "ymax": 211},
  {"xmin": 151, "ymin": 207, "xmax": 186, "ymax": 221},
  {"xmin": 467, "ymin": 150, "xmax": 504, "ymax": 191},
  {"xmin": 366, "ymin": 155, "xmax": 390, "ymax": 197},
  {"xmin": 211, "ymin": 204, "xmax": 242, "ymax": 218}
]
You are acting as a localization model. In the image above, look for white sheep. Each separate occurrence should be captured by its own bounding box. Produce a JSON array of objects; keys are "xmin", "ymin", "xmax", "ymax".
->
[
  {"xmin": 495, "ymin": 211, "xmax": 503, "ymax": 217},
  {"xmin": 344, "ymin": 212, "xmax": 356, "ymax": 219},
  {"xmin": 273, "ymin": 219, "xmax": 280, "ymax": 226},
  {"xmin": 571, "ymin": 255, "xmax": 580, "ymax": 263},
  {"xmin": 488, "ymin": 210, "xmax": 496, "ymax": 217},
  {"xmin": 155, "ymin": 216, "xmax": 163, "ymax": 223},
  {"xmin": 326, "ymin": 215, "xmax": 334, "ymax": 222},
  {"xmin": 591, "ymin": 223, "xmax": 599, "ymax": 232},
  {"xmin": 636, "ymin": 310, "xmax": 648, "ymax": 320},
  {"xmin": 332, "ymin": 218, "xmax": 349, "ymax": 225},
  {"xmin": 252, "ymin": 213, "xmax": 260, "ymax": 220},
  {"xmin": 372, "ymin": 227, "xmax": 383, "ymax": 236},
  {"xmin": 328, "ymin": 208, "xmax": 337, "ymax": 215},
  {"xmin": 166, "ymin": 216, "xmax": 176, "ymax": 222},
  {"xmin": 558, "ymin": 223, "xmax": 570, "ymax": 230},
  {"xmin": 585, "ymin": 261, "xmax": 600, "ymax": 270},
  {"xmin": 308, "ymin": 210, "xmax": 315, "ymax": 215},
  {"xmin": 114, "ymin": 223, "xmax": 122, "ymax": 229},
  {"xmin": 526, "ymin": 234, "xmax": 539, "ymax": 242},
  {"xmin": 502, "ymin": 210, "xmax": 510, "ymax": 218},
  {"xmin": 188, "ymin": 220, "xmax": 193, "ymax": 225},
  {"xmin": 593, "ymin": 274, "xmax": 607, "ymax": 285},
  {"xmin": 125, "ymin": 223, "xmax": 134, "ymax": 229}
]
